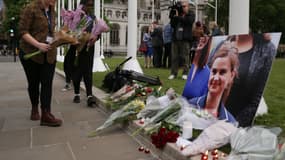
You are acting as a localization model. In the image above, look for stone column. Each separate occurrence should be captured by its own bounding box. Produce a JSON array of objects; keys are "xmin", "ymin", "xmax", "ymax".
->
[
  {"xmin": 56, "ymin": 0, "xmax": 64, "ymax": 62},
  {"xmin": 229, "ymin": 0, "xmax": 249, "ymax": 34},
  {"xmin": 160, "ymin": 0, "xmax": 171, "ymax": 25},
  {"xmin": 123, "ymin": 0, "xmax": 143, "ymax": 73},
  {"xmin": 120, "ymin": 23, "xmax": 126, "ymax": 46},
  {"xmin": 93, "ymin": 0, "xmax": 107, "ymax": 72}
]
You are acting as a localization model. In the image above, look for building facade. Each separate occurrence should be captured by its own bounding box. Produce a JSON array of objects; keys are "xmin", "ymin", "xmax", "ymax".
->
[{"xmin": 103, "ymin": 0, "xmax": 208, "ymax": 55}]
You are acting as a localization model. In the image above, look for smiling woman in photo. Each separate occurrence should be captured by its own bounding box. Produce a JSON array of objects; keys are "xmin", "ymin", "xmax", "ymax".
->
[{"xmin": 189, "ymin": 46, "xmax": 240, "ymax": 125}]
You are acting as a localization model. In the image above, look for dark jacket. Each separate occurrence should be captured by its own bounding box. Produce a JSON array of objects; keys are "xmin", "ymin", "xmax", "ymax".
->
[
  {"xmin": 170, "ymin": 10, "xmax": 195, "ymax": 42},
  {"xmin": 151, "ymin": 27, "xmax": 163, "ymax": 47}
]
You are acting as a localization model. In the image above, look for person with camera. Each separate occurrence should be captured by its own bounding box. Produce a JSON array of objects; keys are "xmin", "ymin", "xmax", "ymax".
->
[{"xmin": 168, "ymin": 0, "xmax": 195, "ymax": 80}]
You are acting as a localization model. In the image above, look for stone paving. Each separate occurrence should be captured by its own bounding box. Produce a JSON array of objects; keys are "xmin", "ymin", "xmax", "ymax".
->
[{"xmin": 0, "ymin": 62, "xmax": 156, "ymax": 160}]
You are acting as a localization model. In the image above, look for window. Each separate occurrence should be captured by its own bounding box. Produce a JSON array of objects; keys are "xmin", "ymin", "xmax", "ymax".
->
[
  {"xmin": 115, "ymin": 11, "xmax": 121, "ymax": 18},
  {"xmin": 110, "ymin": 24, "xmax": 120, "ymax": 45},
  {"xmin": 143, "ymin": 14, "xmax": 148, "ymax": 21},
  {"xmin": 122, "ymin": 11, "xmax": 127, "ymax": 18},
  {"xmin": 107, "ymin": 10, "xmax": 112, "ymax": 18},
  {"xmin": 137, "ymin": 12, "xmax": 141, "ymax": 20}
]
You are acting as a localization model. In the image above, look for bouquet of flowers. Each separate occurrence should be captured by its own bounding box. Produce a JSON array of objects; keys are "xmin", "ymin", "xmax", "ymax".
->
[
  {"xmin": 88, "ymin": 99, "xmax": 145, "ymax": 137},
  {"xmin": 61, "ymin": 5, "xmax": 90, "ymax": 32},
  {"xmin": 23, "ymin": 5, "xmax": 90, "ymax": 60},
  {"xmin": 24, "ymin": 29, "xmax": 77, "ymax": 60},
  {"xmin": 151, "ymin": 127, "xmax": 179, "ymax": 149},
  {"xmin": 132, "ymin": 99, "xmax": 182, "ymax": 136},
  {"xmin": 105, "ymin": 84, "xmax": 157, "ymax": 111},
  {"xmin": 176, "ymin": 101, "xmax": 218, "ymax": 130}
]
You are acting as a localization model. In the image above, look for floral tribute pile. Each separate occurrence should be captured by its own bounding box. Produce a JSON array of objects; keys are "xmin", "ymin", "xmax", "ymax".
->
[{"xmin": 89, "ymin": 82, "xmax": 285, "ymax": 160}]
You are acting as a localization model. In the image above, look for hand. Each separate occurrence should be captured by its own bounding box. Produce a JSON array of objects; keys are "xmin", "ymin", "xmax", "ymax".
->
[
  {"xmin": 88, "ymin": 35, "xmax": 98, "ymax": 47},
  {"xmin": 37, "ymin": 42, "xmax": 51, "ymax": 52}
]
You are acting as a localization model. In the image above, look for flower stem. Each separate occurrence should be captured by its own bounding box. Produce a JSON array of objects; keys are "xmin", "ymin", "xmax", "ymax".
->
[{"xmin": 23, "ymin": 50, "xmax": 41, "ymax": 60}]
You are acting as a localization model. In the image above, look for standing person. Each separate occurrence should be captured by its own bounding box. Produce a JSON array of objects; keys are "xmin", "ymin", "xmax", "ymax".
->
[
  {"xmin": 211, "ymin": 22, "xmax": 223, "ymax": 36},
  {"xmin": 143, "ymin": 25, "xmax": 153, "ymax": 68},
  {"xmin": 18, "ymin": 0, "xmax": 62, "ymax": 127},
  {"xmin": 162, "ymin": 22, "xmax": 173, "ymax": 68},
  {"xmin": 61, "ymin": 45, "xmax": 76, "ymax": 91},
  {"xmin": 151, "ymin": 21, "xmax": 163, "ymax": 68},
  {"xmin": 72, "ymin": 0, "xmax": 108, "ymax": 107},
  {"xmin": 168, "ymin": 0, "xmax": 195, "ymax": 80}
]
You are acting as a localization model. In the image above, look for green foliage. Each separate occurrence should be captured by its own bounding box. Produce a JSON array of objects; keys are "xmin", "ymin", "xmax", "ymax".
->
[
  {"xmin": 206, "ymin": 0, "xmax": 285, "ymax": 42},
  {"xmin": 1, "ymin": 0, "xmax": 27, "ymax": 36},
  {"xmin": 250, "ymin": 0, "xmax": 285, "ymax": 43},
  {"xmin": 254, "ymin": 59, "xmax": 285, "ymax": 137}
]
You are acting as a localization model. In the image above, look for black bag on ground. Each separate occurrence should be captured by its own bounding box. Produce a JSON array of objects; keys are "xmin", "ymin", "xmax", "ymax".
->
[{"xmin": 102, "ymin": 57, "xmax": 162, "ymax": 93}]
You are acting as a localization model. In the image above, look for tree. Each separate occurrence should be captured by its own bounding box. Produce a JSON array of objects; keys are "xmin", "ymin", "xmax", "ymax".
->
[
  {"xmin": 206, "ymin": 0, "xmax": 285, "ymax": 43},
  {"xmin": 250, "ymin": 0, "xmax": 285, "ymax": 43},
  {"xmin": 1, "ymin": 0, "xmax": 27, "ymax": 38}
]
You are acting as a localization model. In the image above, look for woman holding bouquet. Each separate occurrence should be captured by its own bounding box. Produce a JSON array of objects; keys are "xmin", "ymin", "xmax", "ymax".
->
[
  {"xmin": 18, "ymin": 0, "xmax": 62, "ymax": 126},
  {"xmin": 71, "ymin": 0, "xmax": 107, "ymax": 107}
]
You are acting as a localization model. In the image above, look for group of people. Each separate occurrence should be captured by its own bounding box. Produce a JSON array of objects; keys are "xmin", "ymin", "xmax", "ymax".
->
[
  {"xmin": 141, "ymin": 0, "xmax": 224, "ymax": 81},
  {"xmin": 18, "ymin": 0, "xmax": 100, "ymax": 127},
  {"xmin": 18, "ymin": 0, "xmax": 276, "ymax": 129}
]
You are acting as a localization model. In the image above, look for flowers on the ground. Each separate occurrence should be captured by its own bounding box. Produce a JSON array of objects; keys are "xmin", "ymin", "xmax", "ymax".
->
[
  {"xmin": 88, "ymin": 99, "xmax": 145, "ymax": 137},
  {"xmin": 106, "ymin": 84, "xmax": 159, "ymax": 110},
  {"xmin": 151, "ymin": 127, "xmax": 179, "ymax": 149},
  {"xmin": 132, "ymin": 100, "xmax": 182, "ymax": 136}
]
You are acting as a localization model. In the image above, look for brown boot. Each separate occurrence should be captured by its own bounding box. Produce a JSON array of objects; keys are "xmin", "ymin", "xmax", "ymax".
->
[
  {"xmin": 40, "ymin": 111, "xmax": 62, "ymax": 127},
  {"xmin": 30, "ymin": 106, "xmax": 40, "ymax": 121}
]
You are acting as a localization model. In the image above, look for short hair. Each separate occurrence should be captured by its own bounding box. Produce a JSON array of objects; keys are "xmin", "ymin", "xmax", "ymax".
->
[{"xmin": 210, "ymin": 47, "xmax": 240, "ymax": 74}]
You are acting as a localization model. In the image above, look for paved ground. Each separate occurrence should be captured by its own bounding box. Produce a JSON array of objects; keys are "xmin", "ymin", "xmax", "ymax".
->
[{"xmin": 0, "ymin": 62, "xmax": 156, "ymax": 160}]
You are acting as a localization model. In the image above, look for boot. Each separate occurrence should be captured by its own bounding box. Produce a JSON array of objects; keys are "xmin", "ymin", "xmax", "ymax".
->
[
  {"xmin": 40, "ymin": 111, "xmax": 62, "ymax": 127},
  {"xmin": 30, "ymin": 105, "xmax": 40, "ymax": 121},
  {"xmin": 87, "ymin": 95, "xmax": 97, "ymax": 107}
]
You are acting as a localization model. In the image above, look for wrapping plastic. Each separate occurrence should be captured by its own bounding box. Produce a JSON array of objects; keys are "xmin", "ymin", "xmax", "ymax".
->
[
  {"xmin": 176, "ymin": 99, "xmax": 218, "ymax": 130},
  {"xmin": 181, "ymin": 120, "xmax": 237, "ymax": 156},
  {"xmin": 228, "ymin": 126, "xmax": 279, "ymax": 160},
  {"xmin": 137, "ymin": 95, "xmax": 173, "ymax": 119},
  {"xmin": 274, "ymin": 142, "xmax": 285, "ymax": 160}
]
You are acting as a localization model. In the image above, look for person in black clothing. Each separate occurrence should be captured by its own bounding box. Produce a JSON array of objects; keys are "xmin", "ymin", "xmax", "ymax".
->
[
  {"xmin": 150, "ymin": 21, "xmax": 163, "ymax": 68},
  {"xmin": 71, "ymin": 0, "xmax": 99, "ymax": 107},
  {"xmin": 168, "ymin": 0, "xmax": 195, "ymax": 80},
  {"xmin": 62, "ymin": 45, "xmax": 76, "ymax": 91},
  {"xmin": 162, "ymin": 23, "xmax": 173, "ymax": 68}
]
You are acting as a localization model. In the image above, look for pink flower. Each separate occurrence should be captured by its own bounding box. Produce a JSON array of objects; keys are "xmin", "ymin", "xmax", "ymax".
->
[
  {"xmin": 91, "ymin": 18, "xmax": 109, "ymax": 37},
  {"xmin": 61, "ymin": 9, "xmax": 74, "ymax": 28},
  {"xmin": 70, "ymin": 5, "xmax": 86, "ymax": 31}
]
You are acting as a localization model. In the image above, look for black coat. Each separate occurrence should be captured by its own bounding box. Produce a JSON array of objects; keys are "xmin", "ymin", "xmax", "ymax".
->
[{"xmin": 170, "ymin": 10, "xmax": 195, "ymax": 42}]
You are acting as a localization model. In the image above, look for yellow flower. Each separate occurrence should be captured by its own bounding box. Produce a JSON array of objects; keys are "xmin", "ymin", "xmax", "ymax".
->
[{"xmin": 131, "ymin": 100, "xmax": 145, "ymax": 112}]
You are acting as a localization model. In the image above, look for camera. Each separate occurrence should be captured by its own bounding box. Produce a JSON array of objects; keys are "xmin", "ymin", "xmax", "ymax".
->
[{"xmin": 169, "ymin": 1, "xmax": 183, "ymax": 19}]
